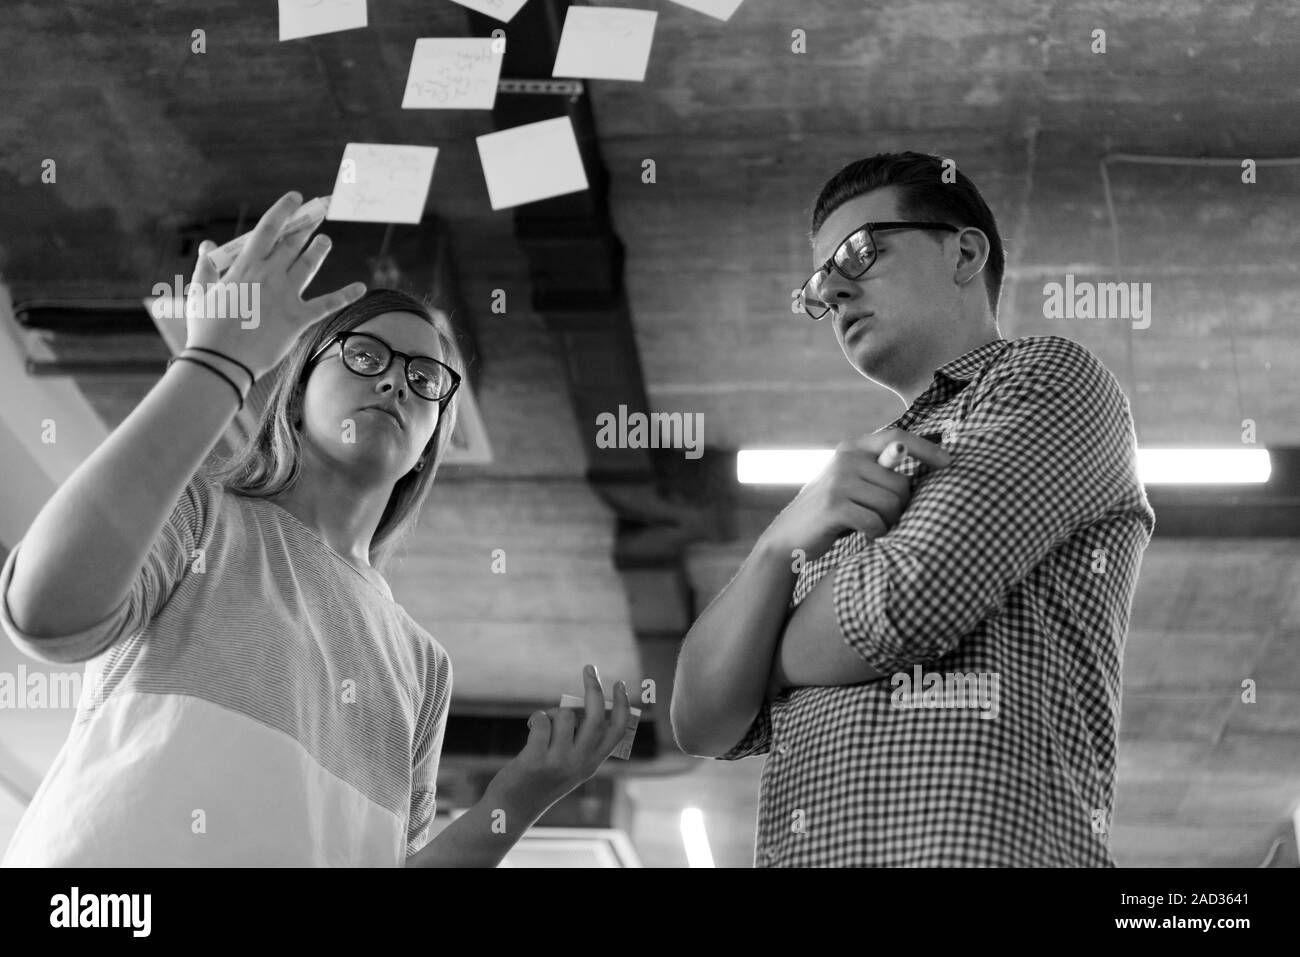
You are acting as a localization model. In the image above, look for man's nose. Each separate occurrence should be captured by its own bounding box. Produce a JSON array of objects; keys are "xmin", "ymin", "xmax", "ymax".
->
[{"xmin": 817, "ymin": 269, "xmax": 863, "ymax": 309}]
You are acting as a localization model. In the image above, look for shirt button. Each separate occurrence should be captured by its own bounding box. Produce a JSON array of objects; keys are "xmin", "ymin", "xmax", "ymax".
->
[
  {"xmin": 777, "ymin": 743, "xmax": 789, "ymax": 755},
  {"xmin": 765, "ymin": 847, "xmax": 778, "ymax": 860}
]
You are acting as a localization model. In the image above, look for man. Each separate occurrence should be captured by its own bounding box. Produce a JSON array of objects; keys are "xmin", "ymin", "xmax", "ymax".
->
[{"xmin": 670, "ymin": 151, "xmax": 1155, "ymax": 867}]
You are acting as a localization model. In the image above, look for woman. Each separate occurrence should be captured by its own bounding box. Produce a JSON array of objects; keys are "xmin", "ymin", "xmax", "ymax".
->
[{"xmin": 0, "ymin": 192, "xmax": 631, "ymax": 867}]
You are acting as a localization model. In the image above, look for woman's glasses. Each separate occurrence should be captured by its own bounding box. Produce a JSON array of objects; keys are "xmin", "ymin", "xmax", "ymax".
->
[
  {"xmin": 799, "ymin": 221, "xmax": 960, "ymax": 320},
  {"xmin": 306, "ymin": 331, "xmax": 461, "ymax": 403}
]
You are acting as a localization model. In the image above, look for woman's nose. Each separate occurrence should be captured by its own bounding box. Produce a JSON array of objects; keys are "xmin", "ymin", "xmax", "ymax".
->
[{"xmin": 377, "ymin": 359, "xmax": 410, "ymax": 397}]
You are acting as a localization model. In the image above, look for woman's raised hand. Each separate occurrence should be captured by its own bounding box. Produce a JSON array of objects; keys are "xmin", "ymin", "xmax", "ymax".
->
[{"xmin": 184, "ymin": 191, "xmax": 367, "ymax": 381}]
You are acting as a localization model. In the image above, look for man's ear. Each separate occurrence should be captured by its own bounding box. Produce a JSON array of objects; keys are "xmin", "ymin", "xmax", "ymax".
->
[{"xmin": 954, "ymin": 228, "xmax": 989, "ymax": 285}]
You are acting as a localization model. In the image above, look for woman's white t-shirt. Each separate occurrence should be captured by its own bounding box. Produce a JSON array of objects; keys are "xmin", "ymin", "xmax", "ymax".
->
[{"xmin": 0, "ymin": 475, "xmax": 452, "ymax": 867}]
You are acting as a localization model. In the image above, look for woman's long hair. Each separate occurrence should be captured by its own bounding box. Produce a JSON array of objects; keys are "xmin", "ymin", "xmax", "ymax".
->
[{"xmin": 204, "ymin": 288, "xmax": 466, "ymax": 575}]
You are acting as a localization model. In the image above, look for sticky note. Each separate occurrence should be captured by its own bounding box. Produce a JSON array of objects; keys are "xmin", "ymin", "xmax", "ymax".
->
[
  {"xmin": 325, "ymin": 144, "xmax": 439, "ymax": 224},
  {"xmin": 666, "ymin": 0, "xmax": 745, "ymax": 20},
  {"xmin": 402, "ymin": 38, "xmax": 503, "ymax": 110},
  {"xmin": 448, "ymin": 0, "xmax": 531, "ymax": 24},
  {"xmin": 559, "ymin": 694, "xmax": 642, "ymax": 761},
  {"xmin": 278, "ymin": 0, "xmax": 368, "ymax": 42},
  {"xmin": 551, "ymin": 8, "xmax": 657, "ymax": 82},
  {"xmin": 476, "ymin": 117, "xmax": 588, "ymax": 210}
]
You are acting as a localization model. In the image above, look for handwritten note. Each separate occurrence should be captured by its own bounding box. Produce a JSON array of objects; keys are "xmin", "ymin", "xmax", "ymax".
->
[
  {"xmin": 402, "ymin": 38, "xmax": 503, "ymax": 110},
  {"xmin": 448, "ymin": 0, "xmax": 531, "ymax": 25},
  {"xmin": 551, "ymin": 7, "xmax": 657, "ymax": 82},
  {"xmin": 476, "ymin": 117, "xmax": 588, "ymax": 210},
  {"xmin": 326, "ymin": 144, "xmax": 439, "ymax": 224},
  {"xmin": 666, "ymin": 0, "xmax": 745, "ymax": 20},
  {"xmin": 278, "ymin": 0, "xmax": 368, "ymax": 42}
]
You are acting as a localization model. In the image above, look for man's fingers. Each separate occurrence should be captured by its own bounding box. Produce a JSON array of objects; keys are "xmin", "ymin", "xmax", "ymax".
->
[
  {"xmin": 839, "ymin": 500, "xmax": 890, "ymax": 539},
  {"xmin": 841, "ymin": 479, "xmax": 904, "ymax": 528},
  {"xmin": 851, "ymin": 457, "xmax": 911, "ymax": 500},
  {"xmin": 849, "ymin": 429, "xmax": 954, "ymax": 469}
]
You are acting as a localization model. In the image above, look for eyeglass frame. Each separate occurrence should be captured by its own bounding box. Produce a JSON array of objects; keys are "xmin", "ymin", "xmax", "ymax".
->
[
  {"xmin": 305, "ymin": 330, "xmax": 462, "ymax": 404},
  {"xmin": 799, "ymin": 221, "xmax": 961, "ymax": 320}
]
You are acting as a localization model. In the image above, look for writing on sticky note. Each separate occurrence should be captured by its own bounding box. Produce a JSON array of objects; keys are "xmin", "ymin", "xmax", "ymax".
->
[
  {"xmin": 448, "ymin": 0, "xmax": 531, "ymax": 24},
  {"xmin": 552, "ymin": 8, "xmax": 658, "ymax": 82},
  {"xmin": 402, "ymin": 38, "xmax": 503, "ymax": 110},
  {"xmin": 326, "ymin": 144, "xmax": 438, "ymax": 225},
  {"xmin": 559, "ymin": 694, "xmax": 641, "ymax": 761},
  {"xmin": 476, "ymin": 116, "xmax": 588, "ymax": 211},
  {"xmin": 666, "ymin": 0, "xmax": 745, "ymax": 21},
  {"xmin": 278, "ymin": 0, "xmax": 368, "ymax": 42}
]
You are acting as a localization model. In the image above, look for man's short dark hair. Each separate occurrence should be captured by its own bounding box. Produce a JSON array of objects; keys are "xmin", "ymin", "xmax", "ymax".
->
[{"xmin": 809, "ymin": 151, "xmax": 1005, "ymax": 316}]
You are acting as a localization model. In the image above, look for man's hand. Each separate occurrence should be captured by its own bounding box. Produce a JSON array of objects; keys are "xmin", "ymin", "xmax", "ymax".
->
[
  {"xmin": 758, "ymin": 429, "xmax": 952, "ymax": 565},
  {"xmin": 759, "ymin": 430, "xmax": 953, "ymax": 696}
]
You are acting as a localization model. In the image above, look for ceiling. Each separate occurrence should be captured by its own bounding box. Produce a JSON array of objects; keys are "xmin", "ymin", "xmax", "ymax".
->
[{"xmin": 1, "ymin": 0, "xmax": 1298, "ymax": 867}]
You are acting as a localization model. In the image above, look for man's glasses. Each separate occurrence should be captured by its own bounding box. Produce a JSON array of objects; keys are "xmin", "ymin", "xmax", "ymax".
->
[
  {"xmin": 798, "ymin": 221, "xmax": 960, "ymax": 320},
  {"xmin": 306, "ymin": 331, "xmax": 462, "ymax": 403}
]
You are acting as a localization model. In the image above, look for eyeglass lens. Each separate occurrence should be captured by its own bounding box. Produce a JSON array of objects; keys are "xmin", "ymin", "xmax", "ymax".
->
[
  {"xmin": 801, "ymin": 228, "xmax": 878, "ymax": 319},
  {"xmin": 341, "ymin": 334, "xmax": 451, "ymax": 400}
]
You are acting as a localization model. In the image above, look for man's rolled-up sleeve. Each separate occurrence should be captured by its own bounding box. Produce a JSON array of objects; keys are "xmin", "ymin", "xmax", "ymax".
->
[{"xmin": 832, "ymin": 341, "xmax": 1140, "ymax": 674}]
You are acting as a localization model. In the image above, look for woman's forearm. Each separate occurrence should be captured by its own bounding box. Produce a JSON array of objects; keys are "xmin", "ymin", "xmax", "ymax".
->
[
  {"xmin": 6, "ymin": 361, "xmax": 242, "ymax": 637},
  {"xmin": 406, "ymin": 780, "xmax": 552, "ymax": 868}
]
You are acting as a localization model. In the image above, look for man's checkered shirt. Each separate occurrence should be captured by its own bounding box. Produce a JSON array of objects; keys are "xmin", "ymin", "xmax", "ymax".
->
[{"xmin": 718, "ymin": 336, "xmax": 1155, "ymax": 867}]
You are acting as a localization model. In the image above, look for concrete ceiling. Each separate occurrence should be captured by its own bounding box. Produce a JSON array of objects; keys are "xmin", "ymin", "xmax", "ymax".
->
[{"xmin": 1, "ymin": 0, "xmax": 1298, "ymax": 867}]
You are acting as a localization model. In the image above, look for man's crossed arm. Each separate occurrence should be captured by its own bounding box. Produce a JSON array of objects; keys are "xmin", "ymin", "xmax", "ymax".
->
[{"xmin": 766, "ymin": 569, "xmax": 888, "ymax": 697}]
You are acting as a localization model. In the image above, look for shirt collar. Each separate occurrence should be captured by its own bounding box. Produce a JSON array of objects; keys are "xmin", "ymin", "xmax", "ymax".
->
[
  {"xmin": 930, "ymin": 337, "xmax": 1011, "ymax": 386},
  {"xmin": 893, "ymin": 337, "xmax": 1011, "ymax": 429}
]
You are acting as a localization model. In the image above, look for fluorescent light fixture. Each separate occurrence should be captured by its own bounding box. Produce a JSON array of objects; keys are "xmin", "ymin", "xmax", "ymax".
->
[
  {"xmin": 1137, "ymin": 448, "xmax": 1270, "ymax": 485},
  {"xmin": 737, "ymin": 449, "xmax": 834, "ymax": 485},
  {"xmin": 680, "ymin": 807, "xmax": 715, "ymax": 868},
  {"xmin": 737, "ymin": 448, "xmax": 1272, "ymax": 486}
]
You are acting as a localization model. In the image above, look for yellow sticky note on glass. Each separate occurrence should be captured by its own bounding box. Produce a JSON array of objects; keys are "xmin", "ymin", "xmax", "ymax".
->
[
  {"xmin": 552, "ymin": 7, "xmax": 658, "ymax": 82},
  {"xmin": 559, "ymin": 694, "xmax": 641, "ymax": 760},
  {"xmin": 278, "ymin": 0, "xmax": 368, "ymax": 41},
  {"xmin": 326, "ymin": 143, "xmax": 439, "ymax": 224},
  {"xmin": 476, "ymin": 117, "xmax": 588, "ymax": 210}
]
